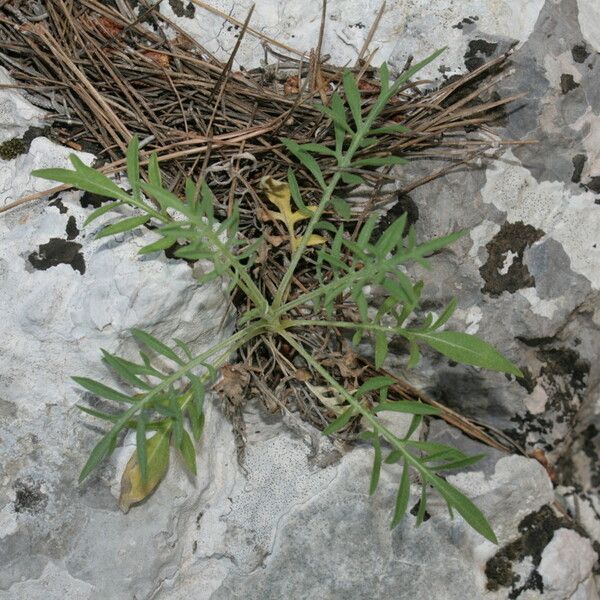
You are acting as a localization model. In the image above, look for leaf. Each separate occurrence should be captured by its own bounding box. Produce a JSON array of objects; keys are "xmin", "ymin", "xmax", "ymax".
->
[
  {"xmin": 412, "ymin": 331, "xmax": 523, "ymax": 376},
  {"xmin": 342, "ymin": 70, "xmax": 362, "ymax": 128},
  {"xmin": 317, "ymin": 92, "xmax": 352, "ymax": 134},
  {"xmin": 148, "ymin": 152, "xmax": 161, "ymax": 187},
  {"xmin": 127, "ymin": 136, "xmax": 141, "ymax": 201},
  {"xmin": 72, "ymin": 376, "xmax": 133, "ymax": 403},
  {"xmin": 32, "ymin": 165, "xmax": 130, "ymax": 201},
  {"xmin": 379, "ymin": 62, "xmax": 390, "ymax": 92},
  {"xmin": 79, "ymin": 433, "xmax": 117, "ymax": 482},
  {"xmin": 391, "ymin": 460, "xmax": 411, "ymax": 528},
  {"xmin": 138, "ymin": 235, "xmax": 177, "ymax": 255},
  {"xmin": 376, "ymin": 214, "xmax": 408, "ymax": 256},
  {"xmin": 77, "ymin": 405, "xmax": 162, "ymax": 430},
  {"xmin": 374, "ymin": 401, "xmax": 440, "ymax": 415},
  {"xmin": 119, "ymin": 430, "xmax": 170, "ymax": 512},
  {"xmin": 322, "ymin": 406, "xmax": 354, "ymax": 435},
  {"xmin": 433, "ymin": 475, "xmax": 497, "ymax": 543},
  {"xmin": 357, "ymin": 214, "xmax": 379, "ymax": 248},
  {"xmin": 132, "ymin": 329, "xmax": 183, "ymax": 365},
  {"xmin": 96, "ymin": 215, "xmax": 150, "ymax": 239},
  {"xmin": 287, "ymin": 169, "xmax": 311, "ymax": 216},
  {"xmin": 432, "ymin": 454, "xmax": 485, "ymax": 472},
  {"xmin": 281, "ymin": 140, "xmax": 326, "ymax": 188},
  {"xmin": 101, "ymin": 350, "xmax": 151, "ymax": 389},
  {"xmin": 169, "ymin": 393, "xmax": 184, "ymax": 448},
  {"xmin": 136, "ymin": 414, "xmax": 148, "ymax": 484},
  {"xmin": 413, "ymin": 229, "xmax": 466, "ymax": 257},
  {"xmin": 431, "ymin": 298, "xmax": 458, "ymax": 330},
  {"xmin": 369, "ymin": 434, "xmax": 382, "ymax": 495},
  {"xmin": 261, "ymin": 176, "xmax": 307, "ymax": 226},
  {"xmin": 415, "ymin": 486, "xmax": 428, "ymax": 526},
  {"xmin": 188, "ymin": 374, "xmax": 205, "ymax": 414},
  {"xmin": 140, "ymin": 181, "xmax": 189, "ymax": 217},
  {"xmin": 340, "ymin": 172, "xmax": 364, "ymax": 186},
  {"xmin": 185, "ymin": 177, "xmax": 199, "ymax": 212},
  {"xmin": 299, "ymin": 143, "xmax": 337, "ymax": 156},
  {"xmin": 307, "ymin": 234, "xmax": 327, "ymax": 246},
  {"xmin": 374, "ymin": 331, "xmax": 388, "ymax": 369},
  {"xmin": 179, "ymin": 429, "xmax": 197, "ymax": 475},
  {"xmin": 353, "ymin": 156, "xmax": 407, "ymax": 168},
  {"xmin": 260, "ymin": 176, "xmax": 325, "ymax": 251},
  {"xmin": 387, "ymin": 48, "xmax": 447, "ymax": 97},
  {"xmin": 83, "ymin": 201, "xmax": 124, "ymax": 226},
  {"xmin": 331, "ymin": 197, "xmax": 352, "ymax": 219},
  {"xmin": 355, "ymin": 376, "xmax": 395, "ymax": 398},
  {"xmin": 199, "ymin": 180, "xmax": 215, "ymax": 224},
  {"xmin": 187, "ymin": 400, "xmax": 205, "ymax": 441},
  {"xmin": 403, "ymin": 414, "xmax": 422, "ymax": 440},
  {"xmin": 407, "ymin": 340, "xmax": 421, "ymax": 369}
]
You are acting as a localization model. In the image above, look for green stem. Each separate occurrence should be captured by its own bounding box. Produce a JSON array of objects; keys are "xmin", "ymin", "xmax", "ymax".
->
[
  {"xmin": 200, "ymin": 225, "xmax": 267, "ymax": 310},
  {"xmin": 280, "ymin": 331, "xmax": 427, "ymax": 475},
  {"xmin": 273, "ymin": 176, "xmax": 341, "ymax": 309},
  {"xmin": 283, "ymin": 318, "xmax": 408, "ymax": 336},
  {"xmin": 105, "ymin": 325, "xmax": 262, "ymax": 440}
]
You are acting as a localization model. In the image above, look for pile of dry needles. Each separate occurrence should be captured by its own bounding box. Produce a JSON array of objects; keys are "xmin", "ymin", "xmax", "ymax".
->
[{"xmin": 0, "ymin": 0, "xmax": 527, "ymax": 456}]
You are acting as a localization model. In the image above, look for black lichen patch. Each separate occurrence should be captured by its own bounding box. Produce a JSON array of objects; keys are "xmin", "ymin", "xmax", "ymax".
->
[
  {"xmin": 13, "ymin": 478, "xmax": 48, "ymax": 513},
  {"xmin": 28, "ymin": 238, "xmax": 85, "ymax": 275},
  {"xmin": 516, "ymin": 335, "xmax": 556, "ymax": 348},
  {"xmin": 572, "ymin": 153, "xmax": 587, "ymax": 183},
  {"xmin": 409, "ymin": 499, "xmax": 431, "ymax": 521},
  {"xmin": 168, "ymin": 0, "xmax": 195, "ymax": 18},
  {"xmin": 565, "ymin": 424, "xmax": 600, "ymax": 488},
  {"xmin": 485, "ymin": 505, "xmax": 577, "ymax": 597},
  {"xmin": 507, "ymin": 345, "xmax": 590, "ymax": 452},
  {"xmin": 584, "ymin": 176, "xmax": 600, "ymax": 194},
  {"xmin": 21, "ymin": 126, "xmax": 51, "ymax": 150},
  {"xmin": 49, "ymin": 194, "xmax": 68, "ymax": 214},
  {"xmin": 372, "ymin": 193, "xmax": 418, "ymax": 242},
  {"xmin": 479, "ymin": 221, "xmax": 544, "ymax": 297},
  {"xmin": 572, "ymin": 43, "xmax": 590, "ymax": 64},
  {"xmin": 0, "ymin": 138, "xmax": 26, "ymax": 160},
  {"xmin": 560, "ymin": 73, "xmax": 580, "ymax": 94},
  {"xmin": 464, "ymin": 39, "xmax": 498, "ymax": 71},
  {"xmin": 452, "ymin": 15, "xmax": 478, "ymax": 30},
  {"xmin": 516, "ymin": 366, "xmax": 536, "ymax": 394},
  {"xmin": 80, "ymin": 191, "xmax": 109, "ymax": 209},
  {"xmin": 538, "ymin": 347, "xmax": 589, "ymax": 392},
  {"xmin": 1, "ymin": 126, "xmax": 53, "ymax": 160},
  {"xmin": 66, "ymin": 216, "xmax": 79, "ymax": 240}
]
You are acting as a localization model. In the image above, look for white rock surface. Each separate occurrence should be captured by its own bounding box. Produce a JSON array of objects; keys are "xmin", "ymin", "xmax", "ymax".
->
[
  {"xmin": 537, "ymin": 528, "xmax": 599, "ymax": 600},
  {"xmin": 162, "ymin": 0, "xmax": 544, "ymax": 77},
  {"xmin": 1, "ymin": 0, "xmax": 599, "ymax": 598},
  {"xmin": 0, "ymin": 137, "xmax": 95, "ymax": 208},
  {"xmin": 481, "ymin": 150, "xmax": 600, "ymax": 289},
  {"xmin": 577, "ymin": 0, "xmax": 600, "ymax": 53}
]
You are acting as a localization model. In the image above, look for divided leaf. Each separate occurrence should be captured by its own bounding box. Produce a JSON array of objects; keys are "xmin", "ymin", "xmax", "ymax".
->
[
  {"xmin": 119, "ymin": 430, "xmax": 170, "ymax": 513},
  {"xmin": 413, "ymin": 331, "xmax": 523, "ymax": 376},
  {"xmin": 260, "ymin": 176, "xmax": 326, "ymax": 250}
]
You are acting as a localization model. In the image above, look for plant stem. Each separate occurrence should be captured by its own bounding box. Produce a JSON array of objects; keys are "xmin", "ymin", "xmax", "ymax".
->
[
  {"xmin": 105, "ymin": 325, "xmax": 262, "ymax": 439},
  {"xmin": 279, "ymin": 330, "xmax": 429, "ymax": 476},
  {"xmin": 272, "ymin": 175, "xmax": 341, "ymax": 309},
  {"xmin": 283, "ymin": 318, "xmax": 405, "ymax": 335}
]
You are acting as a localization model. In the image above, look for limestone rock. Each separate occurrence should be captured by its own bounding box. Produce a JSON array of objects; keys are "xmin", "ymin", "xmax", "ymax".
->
[{"xmin": 1, "ymin": 0, "xmax": 600, "ymax": 598}]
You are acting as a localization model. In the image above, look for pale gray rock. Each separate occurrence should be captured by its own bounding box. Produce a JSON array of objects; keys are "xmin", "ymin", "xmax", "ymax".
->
[
  {"xmin": 537, "ymin": 529, "xmax": 599, "ymax": 600},
  {"xmin": 0, "ymin": 145, "xmax": 232, "ymax": 597},
  {"xmin": 1, "ymin": 0, "xmax": 600, "ymax": 598}
]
